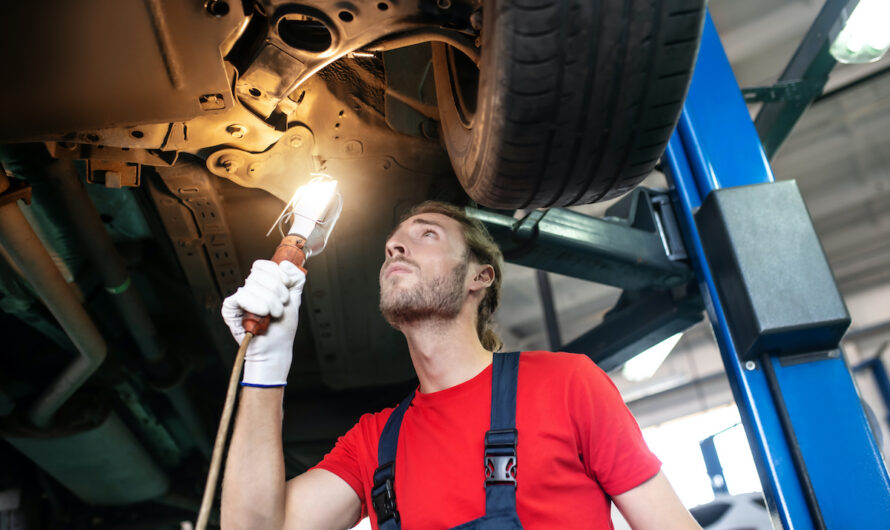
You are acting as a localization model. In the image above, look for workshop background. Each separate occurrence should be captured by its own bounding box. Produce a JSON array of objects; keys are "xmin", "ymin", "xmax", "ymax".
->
[
  {"xmin": 0, "ymin": 0, "xmax": 888, "ymax": 528},
  {"xmin": 495, "ymin": 0, "xmax": 890, "ymax": 511}
]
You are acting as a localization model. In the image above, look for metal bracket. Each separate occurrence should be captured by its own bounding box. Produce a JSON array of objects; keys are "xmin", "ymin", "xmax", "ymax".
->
[
  {"xmin": 468, "ymin": 188, "xmax": 693, "ymax": 291},
  {"xmin": 562, "ymin": 283, "xmax": 704, "ymax": 372},
  {"xmin": 86, "ymin": 160, "xmax": 141, "ymax": 188},
  {"xmin": 150, "ymin": 163, "xmax": 243, "ymax": 298},
  {"xmin": 742, "ymin": 80, "xmax": 825, "ymax": 104},
  {"xmin": 206, "ymin": 124, "xmax": 318, "ymax": 202}
]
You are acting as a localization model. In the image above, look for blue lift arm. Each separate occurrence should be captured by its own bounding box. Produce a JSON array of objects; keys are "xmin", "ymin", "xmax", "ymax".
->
[{"xmin": 665, "ymin": 13, "xmax": 890, "ymax": 529}]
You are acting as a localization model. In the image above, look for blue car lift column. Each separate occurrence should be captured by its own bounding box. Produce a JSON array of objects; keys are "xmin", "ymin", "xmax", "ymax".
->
[{"xmin": 664, "ymin": 14, "xmax": 890, "ymax": 529}]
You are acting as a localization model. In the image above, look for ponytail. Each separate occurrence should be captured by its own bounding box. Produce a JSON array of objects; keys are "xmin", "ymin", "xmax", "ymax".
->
[{"xmin": 481, "ymin": 328, "xmax": 503, "ymax": 352}]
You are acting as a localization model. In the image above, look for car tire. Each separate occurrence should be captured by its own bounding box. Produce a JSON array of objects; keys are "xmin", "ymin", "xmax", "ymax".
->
[{"xmin": 432, "ymin": 0, "xmax": 706, "ymax": 209}]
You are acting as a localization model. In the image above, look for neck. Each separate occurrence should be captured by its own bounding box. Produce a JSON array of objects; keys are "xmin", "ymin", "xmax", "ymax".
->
[{"xmin": 399, "ymin": 306, "xmax": 492, "ymax": 393}]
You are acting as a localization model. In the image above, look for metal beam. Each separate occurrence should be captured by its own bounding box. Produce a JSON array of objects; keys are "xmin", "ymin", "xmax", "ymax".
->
[
  {"xmin": 467, "ymin": 188, "xmax": 692, "ymax": 291},
  {"xmin": 561, "ymin": 284, "xmax": 703, "ymax": 372},
  {"xmin": 752, "ymin": 0, "xmax": 858, "ymax": 158},
  {"xmin": 700, "ymin": 435, "xmax": 729, "ymax": 495},
  {"xmin": 535, "ymin": 271, "xmax": 562, "ymax": 351}
]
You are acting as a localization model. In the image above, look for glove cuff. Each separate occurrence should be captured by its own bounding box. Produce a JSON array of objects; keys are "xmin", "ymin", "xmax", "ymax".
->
[{"xmin": 242, "ymin": 356, "xmax": 291, "ymax": 387}]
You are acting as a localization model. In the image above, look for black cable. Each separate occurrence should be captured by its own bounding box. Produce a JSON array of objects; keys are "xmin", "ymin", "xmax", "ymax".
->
[{"xmin": 760, "ymin": 352, "xmax": 828, "ymax": 530}]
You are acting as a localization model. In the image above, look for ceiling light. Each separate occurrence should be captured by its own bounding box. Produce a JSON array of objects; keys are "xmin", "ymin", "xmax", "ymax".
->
[
  {"xmin": 830, "ymin": 0, "xmax": 890, "ymax": 64},
  {"xmin": 621, "ymin": 333, "xmax": 684, "ymax": 382}
]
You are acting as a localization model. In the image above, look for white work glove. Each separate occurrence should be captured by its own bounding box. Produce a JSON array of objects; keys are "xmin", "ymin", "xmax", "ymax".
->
[{"xmin": 221, "ymin": 259, "xmax": 305, "ymax": 386}]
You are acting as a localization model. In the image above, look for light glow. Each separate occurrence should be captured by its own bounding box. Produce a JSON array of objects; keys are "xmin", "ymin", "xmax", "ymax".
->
[
  {"xmin": 266, "ymin": 174, "xmax": 339, "ymax": 239},
  {"xmin": 830, "ymin": 0, "xmax": 890, "ymax": 64},
  {"xmin": 621, "ymin": 332, "xmax": 683, "ymax": 382}
]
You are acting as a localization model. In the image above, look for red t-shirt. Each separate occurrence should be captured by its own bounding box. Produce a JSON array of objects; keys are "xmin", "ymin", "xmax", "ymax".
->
[{"xmin": 312, "ymin": 351, "xmax": 660, "ymax": 529}]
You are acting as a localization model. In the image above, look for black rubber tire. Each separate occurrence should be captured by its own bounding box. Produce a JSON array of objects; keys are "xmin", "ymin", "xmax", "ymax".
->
[{"xmin": 433, "ymin": 0, "xmax": 706, "ymax": 209}]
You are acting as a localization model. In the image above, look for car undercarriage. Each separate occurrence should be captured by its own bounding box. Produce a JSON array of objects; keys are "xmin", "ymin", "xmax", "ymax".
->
[{"xmin": 0, "ymin": 0, "xmax": 705, "ymax": 526}]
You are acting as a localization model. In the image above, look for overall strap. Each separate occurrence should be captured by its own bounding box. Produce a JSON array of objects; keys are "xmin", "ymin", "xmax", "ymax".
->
[
  {"xmin": 372, "ymin": 390, "xmax": 415, "ymax": 530},
  {"xmin": 484, "ymin": 351, "xmax": 521, "ymax": 516}
]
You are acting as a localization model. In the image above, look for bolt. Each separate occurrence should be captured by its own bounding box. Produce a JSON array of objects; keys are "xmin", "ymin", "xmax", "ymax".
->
[
  {"xmin": 289, "ymin": 135, "xmax": 304, "ymax": 148},
  {"xmin": 204, "ymin": 0, "xmax": 230, "ymax": 17},
  {"xmin": 226, "ymin": 124, "xmax": 247, "ymax": 138},
  {"xmin": 745, "ymin": 361, "xmax": 756, "ymax": 371},
  {"xmin": 470, "ymin": 10, "xmax": 483, "ymax": 31},
  {"xmin": 437, "ymin": 0, "xmax": 451, "ymax": 9},
  {"xmin": 344, "ymin": 140, "xmax": 363, "ymax": 155},
  {"xmin": 219, "ymin": 156, "xmax": 240, "ymax": 174}
]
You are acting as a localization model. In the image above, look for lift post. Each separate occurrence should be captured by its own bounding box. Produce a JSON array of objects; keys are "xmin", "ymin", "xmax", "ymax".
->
[
  {"xmin": 665, "ymin": 14, "xmax": 890, "ymax": 529},
  {"xmin": 467, "ymin": 10, "xmax": 890, "ymax": 527}
]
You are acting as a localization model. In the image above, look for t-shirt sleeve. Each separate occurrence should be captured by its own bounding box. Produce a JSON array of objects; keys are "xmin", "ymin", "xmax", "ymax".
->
[
  {"xmin": 310, "ymin": 414, "xmax": 373, "ymax": 519},
  {"xmin": 569, "ymin": 356, "xmax": 661, "ymax": 496}
]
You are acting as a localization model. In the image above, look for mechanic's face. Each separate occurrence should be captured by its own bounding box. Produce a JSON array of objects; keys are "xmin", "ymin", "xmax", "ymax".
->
[{"xmin": 379, "ymin": 213, "xmax": 471, "ymax": 326}]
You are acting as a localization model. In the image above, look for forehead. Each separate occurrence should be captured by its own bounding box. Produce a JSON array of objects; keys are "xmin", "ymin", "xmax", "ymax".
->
[{"xmin": 390, "ymin": 212, "xmax": 465, "ymax": 240}]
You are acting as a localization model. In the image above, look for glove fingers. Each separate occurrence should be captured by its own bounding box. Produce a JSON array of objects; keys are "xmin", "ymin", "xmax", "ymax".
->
[
  {"xmin": 221, "ymin": 293, "xmax": 244, "ymax": 320},
  {"xmin": 250, "ymin": 270, "xmax": 289, "ymax": 300},
  {"xmin": 233, "ymin": 285, "xmax": 282, "ymax": 317},
  {"xmin": 278, "ymin": 261, "xmax": 306, "ymax": 290}
]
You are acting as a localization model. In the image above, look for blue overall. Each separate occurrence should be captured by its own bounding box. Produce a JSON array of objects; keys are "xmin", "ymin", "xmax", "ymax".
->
[{"xmin": 371, "ymin": 352, "xmax": 524, "ymax": 529}]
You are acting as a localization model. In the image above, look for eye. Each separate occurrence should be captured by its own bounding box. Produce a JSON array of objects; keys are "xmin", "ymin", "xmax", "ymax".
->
[{"xmin": 422, "ymin": 229, "xmax": 436, "ymax": 238}]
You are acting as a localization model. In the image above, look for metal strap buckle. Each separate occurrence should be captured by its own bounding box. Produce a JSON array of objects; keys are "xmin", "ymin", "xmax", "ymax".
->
[
  {"xmin": 484, "ymin": 454, "xmax": 518, "ymax": 486},
  {"xmin": 371, "ymin": 476, "xmax": 399, "ymax": 523},
  {"xmin": 484, "ymin": 428, "xmax": 518, "ymax": 486}
]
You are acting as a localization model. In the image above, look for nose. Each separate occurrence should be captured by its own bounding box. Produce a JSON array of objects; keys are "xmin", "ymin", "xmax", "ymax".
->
[{"xmin": 385, "ymin": 236, "xmax": 407, "ymax": 259}]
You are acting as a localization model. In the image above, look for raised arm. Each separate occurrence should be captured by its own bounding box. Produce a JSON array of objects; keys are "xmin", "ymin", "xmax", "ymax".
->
[{"xmin": 220, "ymin": 260, "xmax": 360, "ymax": 529}]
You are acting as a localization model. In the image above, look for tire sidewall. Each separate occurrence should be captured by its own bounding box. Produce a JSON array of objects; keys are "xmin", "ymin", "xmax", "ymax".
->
[{"xmin": 433, "ymin": 0, "xmax": 507, "ymax": 203}]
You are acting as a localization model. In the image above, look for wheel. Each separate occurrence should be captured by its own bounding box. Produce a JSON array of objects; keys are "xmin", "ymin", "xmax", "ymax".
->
[{"xmin": 433, "ymin": 0, "xmax": 706, "ymax": 209}]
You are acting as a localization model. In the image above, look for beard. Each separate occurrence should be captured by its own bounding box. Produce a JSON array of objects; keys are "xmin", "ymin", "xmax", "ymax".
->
[{"xmin": 379, "ymin": 257, "xmax": 468, "ymax": 328}]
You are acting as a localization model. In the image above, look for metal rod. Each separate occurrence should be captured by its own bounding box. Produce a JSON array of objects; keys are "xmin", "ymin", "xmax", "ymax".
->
[
  {"xmin": 195, "ymin": 332, "xmax": 252, "ymax": 530},
  {"xmin": 366, "ymin": 29, "xmax": 481, "ymax": 66},
  {"xmin": 753, "ymin": 0, "xmax": 856, "ymax": 157},
  {"xmin": 46, "ymin": 157, "xmax": 211, "ymax": 455},
  {"xmin": 760, "ymin": 352, "xmax": 828, "ymax": 530},
  {"xmin": 535, "ymin": 270, "xmax": 562, "ymax": 351},
  {"xmin": 49, "ymin": 159, "xmax": 166, "ymax": 363},
  {"xmin": 0, "ymin": 173, "xmax": 107, "ymax": 427}
]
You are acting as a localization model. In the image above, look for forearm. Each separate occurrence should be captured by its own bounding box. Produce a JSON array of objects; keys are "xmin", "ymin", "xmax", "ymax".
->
[{"xmin": 222, "ymin": 387, "xmax": 287, "ymax": 530}]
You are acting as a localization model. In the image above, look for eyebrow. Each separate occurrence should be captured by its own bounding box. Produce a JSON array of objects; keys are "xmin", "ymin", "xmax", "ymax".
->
[
  {"xmin": 409, "ymin": 218, "xmax": 445, "ymax": 230},
  {"xmin": 385, "ymin": 217, "xmax": 446, "ymax": 242}
]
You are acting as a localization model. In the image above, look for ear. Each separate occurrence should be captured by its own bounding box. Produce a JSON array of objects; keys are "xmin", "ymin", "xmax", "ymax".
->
[{"xmin": 468, "ymin": 263, "xmax": 494, "ymax": 294}]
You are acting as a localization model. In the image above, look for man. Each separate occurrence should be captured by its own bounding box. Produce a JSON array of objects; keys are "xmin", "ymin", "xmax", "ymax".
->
[{"xmin": 221, "ymin": 201, "xmax": 701, "ymax": 529}]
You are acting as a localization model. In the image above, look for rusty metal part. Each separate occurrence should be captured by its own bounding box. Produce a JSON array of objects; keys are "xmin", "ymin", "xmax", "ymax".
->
[
  {"xmin": 0, "ymin": 171, "xmax": 108, "ymax": 428},
  {"xmin": 206, "ymin": 124, "xmax": 317, "ymax": 201},
  {"xmin": 86, "ymin": 160, "xmax": 141, "ymax": 188}
]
